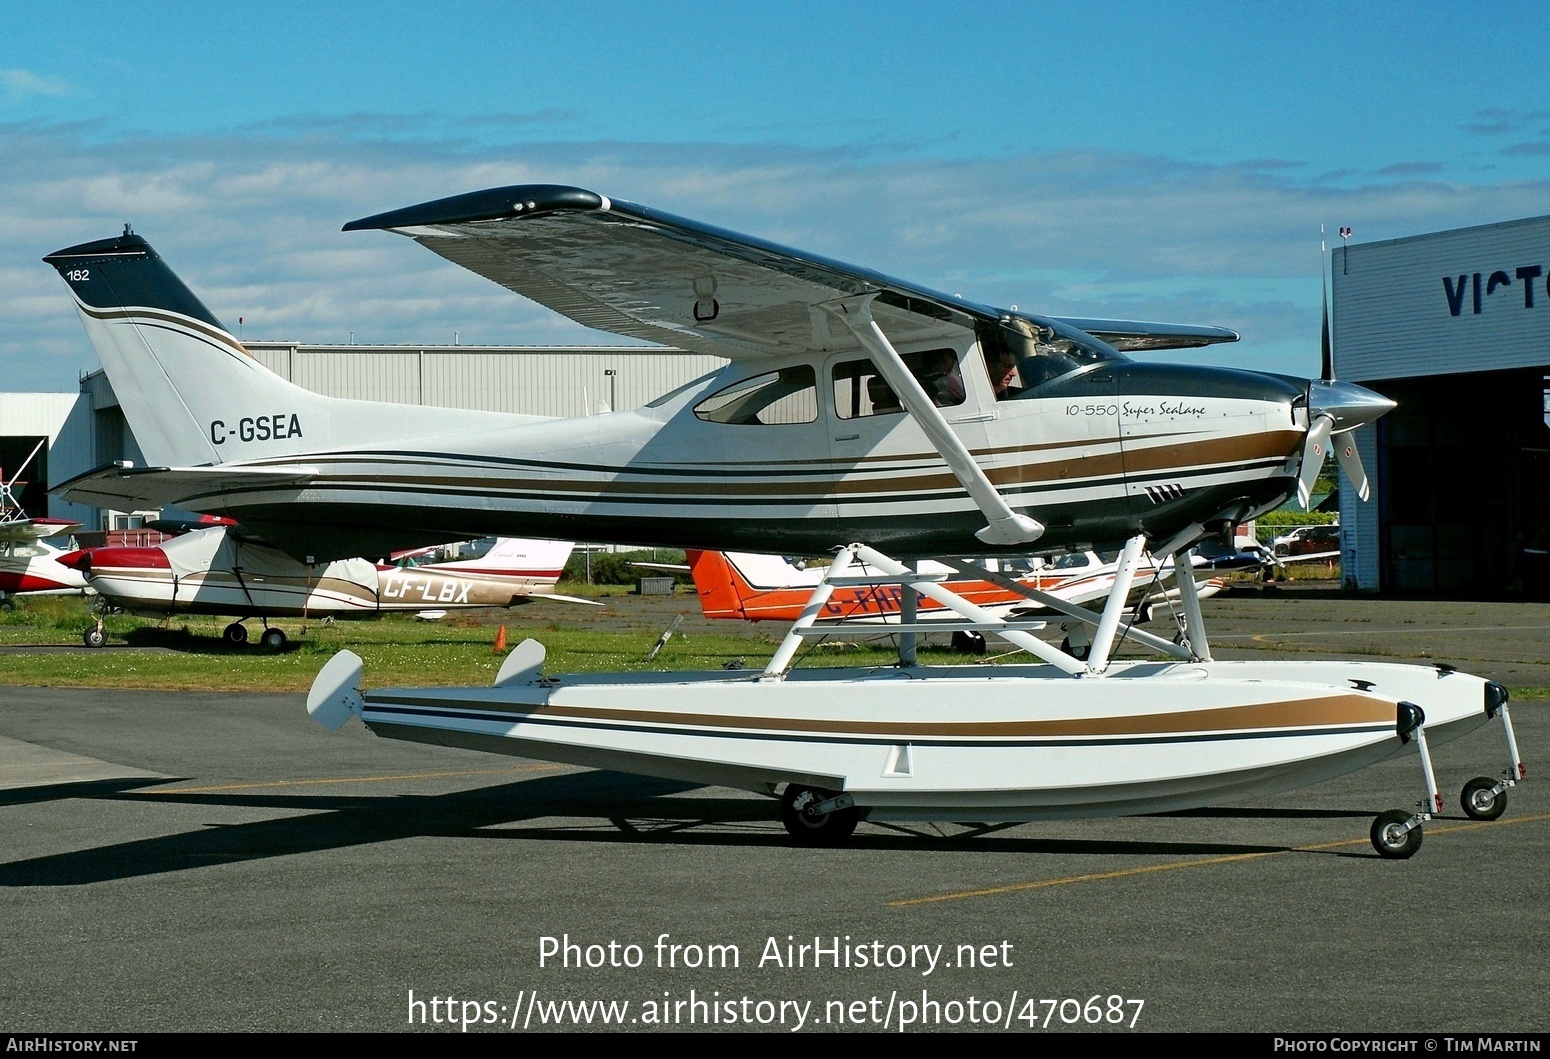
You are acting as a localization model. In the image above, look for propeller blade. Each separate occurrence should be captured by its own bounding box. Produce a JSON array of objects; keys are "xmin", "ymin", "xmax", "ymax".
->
[
  {"xmin": 1298, "ymin": 415, "xmax": 1332, "ymax": 509},
  {"xmin": 1334, "ymin": 434, "xmax": 1370, "ymax": 502},
  {"xmin": 1320, "ymin": 286, "xmax": 1333, "ymax": 382}
]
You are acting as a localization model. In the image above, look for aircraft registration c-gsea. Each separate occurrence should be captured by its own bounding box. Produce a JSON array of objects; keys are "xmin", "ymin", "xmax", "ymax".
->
[{"xmin": 44, "ymin": 184, "xmax": 1525, "ymax": 857}]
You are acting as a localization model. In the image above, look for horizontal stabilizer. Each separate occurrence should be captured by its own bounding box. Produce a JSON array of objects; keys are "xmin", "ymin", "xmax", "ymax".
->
[
  {"xmin": 537, "ymin": 592, "xmax": 605, "ymax": 607},
  {"xmin": 51, "ymin": 463, "xmax": 318, "ymax": 511},
  {"xmin": 0, "ymin": 518, "xmax": 84, "ymax": 542}
]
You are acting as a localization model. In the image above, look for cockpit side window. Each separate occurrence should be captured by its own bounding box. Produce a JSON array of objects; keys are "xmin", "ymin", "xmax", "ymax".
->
[
  {"xmin": 831, "ymin": 348, "xmax": 966, "ymax": 420},
  {"xmin": 978, "ymin": 318, "xmax": 1124, "ymax": 401},
  {"xmin": 692, "ymin": 365, "xmax": 818, "ymax": 425}
]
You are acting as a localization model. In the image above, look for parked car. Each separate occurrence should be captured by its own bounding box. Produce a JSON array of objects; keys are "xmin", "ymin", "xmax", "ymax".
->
[{"xmin": 1271, "ymin": 524, "xmax": 1341, "ymax": 558}]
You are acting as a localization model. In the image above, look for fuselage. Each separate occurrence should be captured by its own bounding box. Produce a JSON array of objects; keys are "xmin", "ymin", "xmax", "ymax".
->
[
  {"xmin": 0, "ymin": 539, "xmax": 88, "ymax": 597},
  {"xmin": 63, "ymin": 528, "xmax": 570, "ymax": 619},
  {"xmin": 47, "ymin": 229, "xmax": 1349, "ymax": 564},
  {"xmin": 196, "ymin": 353, "xmax": 1308, "ymax": 561}
]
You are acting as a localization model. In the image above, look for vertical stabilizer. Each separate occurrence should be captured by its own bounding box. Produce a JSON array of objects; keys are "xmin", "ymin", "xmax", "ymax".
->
[
  {"xmin": 44, "ymin": 232, "xmax": 333, "ymax": 467},
  {"xmin": 686, "ymin": 550, "xmax": 750, "ymax": 619}
]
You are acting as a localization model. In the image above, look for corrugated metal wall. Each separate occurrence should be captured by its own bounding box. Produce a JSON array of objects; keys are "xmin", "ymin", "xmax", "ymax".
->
[
  {"xmin": 1338, "ymin": 425, "xmax": 1380, "ymax": 591},
  {"xmin": 1333, "ymin": 214, "xmax": 1550, "ymax": 383},
  {"xmin": 246, "ymin": 344, "xmax": 726, "ymax": 416}
]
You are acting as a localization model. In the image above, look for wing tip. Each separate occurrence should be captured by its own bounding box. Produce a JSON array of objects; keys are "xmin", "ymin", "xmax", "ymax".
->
[
  {"xmin": 343, "ymin": 184, "xmax": 606, "ymax": 232},
  {"xmin": 1054, "ymin": 317, "xmax": 1241, "ymax": 351}
]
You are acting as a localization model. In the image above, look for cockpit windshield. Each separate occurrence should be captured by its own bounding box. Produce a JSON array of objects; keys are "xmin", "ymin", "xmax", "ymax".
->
[{"xmin": 978, "ymin": 316, "xmax": 1127, "ymax": 400}]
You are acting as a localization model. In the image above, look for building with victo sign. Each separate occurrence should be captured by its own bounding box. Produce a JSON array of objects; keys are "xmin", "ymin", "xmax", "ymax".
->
[{"xmin": 1334, "ymin": 213, "xmax": 1550, "ymax": 597}]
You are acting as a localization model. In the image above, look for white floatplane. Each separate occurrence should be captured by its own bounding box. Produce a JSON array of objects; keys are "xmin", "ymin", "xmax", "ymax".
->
[
  {"xmin": 59, "ymin": 525, "xmax": 588, "ymax": 649},
  {"xmin": 45, "ymin": 187, "xmax": 1525, "ymax": 856}
]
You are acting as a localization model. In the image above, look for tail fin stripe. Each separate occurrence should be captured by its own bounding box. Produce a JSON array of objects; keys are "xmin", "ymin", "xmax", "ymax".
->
[{"xmin": 73, "ymin": 301, "xmax": 251, "ymax": 360}]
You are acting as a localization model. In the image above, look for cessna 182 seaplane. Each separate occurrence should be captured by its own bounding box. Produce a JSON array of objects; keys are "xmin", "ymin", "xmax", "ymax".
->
[
  {"xmin": 47, "ymin": 185, "xmax": 1524, "ymax": 856},
  {"xmin": 58, "ymin": 523, "xmax": 583, "ymax": 649}
]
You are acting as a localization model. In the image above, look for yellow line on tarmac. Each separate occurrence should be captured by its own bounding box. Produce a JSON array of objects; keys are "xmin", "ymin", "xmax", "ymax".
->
[
  {"xmin": 888, "ymin": 812, "xmax": 1550, "ymax": 907},
  {"xmin": 141, "ymin": 763, "xmax": 567, "ymax": 794}
]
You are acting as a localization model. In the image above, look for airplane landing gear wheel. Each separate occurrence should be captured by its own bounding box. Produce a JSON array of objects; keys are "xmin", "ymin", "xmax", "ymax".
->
[
  {"xmin": 1059, "ymin": 637, "xmax": 1091, "ymax": 661},
  {"xmin": 222, "ymin": 622, "xmax": 249, "ymax": 646},
  {"xmin": 779, "ymin": 785, "xmax": 859, "ymax": 847},
  {"xmin": 260, "ymin": 627, "xmax": 287, "ymax": 651},
  {"xmin": 0, "ymin": 596, "xmax": 13, "ymax": 611},
  {"xmin": 1370, "ymin": 810, "xmax": 1423, "ymax": 859},
  {"xmin": 950, "ymin": 630, "xmax": 987, "ymax": 655},
  {"xmin": 83, "ymin": 625, "xmax": 106, "ymax": 648},
  {"xmin": 1460, "ymin": 776, "xmax": 1507, "ymax": 821}
]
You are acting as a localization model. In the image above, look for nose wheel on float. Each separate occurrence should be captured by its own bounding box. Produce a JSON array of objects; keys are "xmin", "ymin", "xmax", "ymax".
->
[{"xmin": 1369, "ymin": 685, "xmax": 1524, "ymax": 859}]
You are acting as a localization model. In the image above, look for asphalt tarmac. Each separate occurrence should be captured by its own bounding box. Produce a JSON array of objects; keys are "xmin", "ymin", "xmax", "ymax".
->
[{"xmin": 1, "ymin": 585, "xmax": 1546, "ymax": 1034}]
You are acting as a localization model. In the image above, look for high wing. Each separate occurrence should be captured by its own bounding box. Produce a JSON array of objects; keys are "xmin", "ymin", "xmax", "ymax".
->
[
  {"xmin": 53, "ymin": 463, "xmax": 493, "ymax": 559},
  {"xmin": 343, "ymin": 184, "xmax": 1239, "ymax": 361},
  {"xmin": 1055, "ymin": 318, "xmax": 1241, "ymax": 352}
]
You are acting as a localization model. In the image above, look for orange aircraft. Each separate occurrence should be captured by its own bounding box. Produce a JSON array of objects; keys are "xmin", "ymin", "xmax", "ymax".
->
[{"xmin": 681, "ymin": 549, "xmax": 1222, "ymax": 650}]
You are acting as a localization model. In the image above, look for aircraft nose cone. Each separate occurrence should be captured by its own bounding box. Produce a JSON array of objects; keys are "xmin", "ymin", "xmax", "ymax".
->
[
  {"xmin": 56, "ymin": 549, "xmax": 91, "ymax": 570},
  {"xmin": 1308, "ymin": 379, "xmax": 1395, "ymax": 432}
]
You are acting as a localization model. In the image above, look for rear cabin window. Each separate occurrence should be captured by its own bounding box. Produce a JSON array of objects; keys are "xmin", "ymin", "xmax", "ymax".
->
[
  {"xmin": 692, "ymin": 366, "xmax": 818, "ymax": 425},
  {"xmin": 831, "ymin": 348, "xmax": 966, "ymax": 419}
]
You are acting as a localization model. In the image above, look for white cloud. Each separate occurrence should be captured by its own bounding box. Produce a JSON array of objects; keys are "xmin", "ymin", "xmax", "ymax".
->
[
  {"xmin": 6, "ymin": 122, "xmax": 1549, "ymax": 391},
  {"xmin": 0, "ymin": 69, "xmax": 73, "ymax": 99}
]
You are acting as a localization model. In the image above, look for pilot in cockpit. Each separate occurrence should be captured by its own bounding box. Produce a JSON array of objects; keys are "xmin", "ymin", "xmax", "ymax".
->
[{"xmin": 987, "ymin": 347, "xmax": 1023, "ymax": 400}]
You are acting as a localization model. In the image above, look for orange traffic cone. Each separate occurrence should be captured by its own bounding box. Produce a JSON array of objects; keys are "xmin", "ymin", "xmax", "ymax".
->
[{"xmin": 493, "ymin": 625, "xmax": 508, "ymax": 653}]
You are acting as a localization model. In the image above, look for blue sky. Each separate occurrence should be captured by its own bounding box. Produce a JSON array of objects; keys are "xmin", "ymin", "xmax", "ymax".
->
[{"xmin": 3, "ymin": 1, "xmax": 1549, "ymax": 390}]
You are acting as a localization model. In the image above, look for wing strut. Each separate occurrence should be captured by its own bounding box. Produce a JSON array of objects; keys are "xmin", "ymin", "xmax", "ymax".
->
[{"xmin": 826, "ymin": 297, "xmax": 1045, "ymax": 547}]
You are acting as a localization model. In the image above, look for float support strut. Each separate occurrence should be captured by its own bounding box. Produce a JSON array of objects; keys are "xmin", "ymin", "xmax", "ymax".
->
[{"xmin": 763, "ymin": 546, "xmax": 858, "ymax": 680}]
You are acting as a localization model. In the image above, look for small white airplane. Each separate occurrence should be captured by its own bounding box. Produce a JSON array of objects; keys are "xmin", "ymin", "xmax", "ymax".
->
[
  {"xmin": 59, "ymin": 525, "xmax": 588, "ymax": 649},
  {"xmin": 46, "ymin": 186, "xmax": 1523, "ymax": 856},
  {"xmin": 0, "ymin": 528, "xmax": 88, "ymax": 608},
  {"xmin": 0, "ymin": 440, "xmax": 88, "ymax": 607}
]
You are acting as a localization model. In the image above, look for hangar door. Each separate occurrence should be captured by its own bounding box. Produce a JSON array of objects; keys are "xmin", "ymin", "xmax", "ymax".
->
[
  {"xmin": 1377, "ymin": 367, "xmax": 1550, "ymax": 596},
  {"xmin": 0, "ymin": 436, "xmax": 49, "ymax": 518}
]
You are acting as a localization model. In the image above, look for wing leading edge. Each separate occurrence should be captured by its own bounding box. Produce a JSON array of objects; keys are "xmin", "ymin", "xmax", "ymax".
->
[{"xmin": 344, "ymin": 184, "xmax": 1238, "ymax": 360}]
